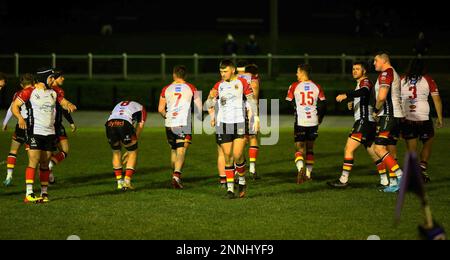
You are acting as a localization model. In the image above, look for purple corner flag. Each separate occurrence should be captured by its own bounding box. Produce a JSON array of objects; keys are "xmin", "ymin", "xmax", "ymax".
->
[{"xmin": 395, "ymin": 152, "xmax": 426, "ymax": 224}]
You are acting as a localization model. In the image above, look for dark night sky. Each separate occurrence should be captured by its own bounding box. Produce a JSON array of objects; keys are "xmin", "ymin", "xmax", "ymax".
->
[
  {"xmin": 1, "ymin": 0, "xmax": 449, "ymax": 55},
  {"xmin": 1, "ymin": 0, "xmax": 448, "ymax": 34}
]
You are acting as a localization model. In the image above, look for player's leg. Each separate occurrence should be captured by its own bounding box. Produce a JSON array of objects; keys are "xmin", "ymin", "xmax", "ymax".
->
[
  {"xmin": 123, "ymin": 141, "xmax": 138, "ymax": 190},
  {"xmin": 305, "ymin": 141, "xmax": 315, "ymax": 179},
  {"xmin": 373, "ymin": 118, "xmax": 403, "ymax": 192},
  {"xmin": 111, "ymin": 145, "xmax": 124, "ymax": 189},
  {"xmin": 366, "ymin": 144, "xmax": 389, "ymax": 187},
  {"xmin": 305, "ymin": 126, "xmax": 318, "ymax": 178},
  {"xmin": 418, "ymin": 120, "xmax": 435, "ymax": 183},
  {"xmin": 232, "ymin": 137, "xmax": 247, "ymax": 198},
  {"xmin": 419, "ymin": 137, "xmax": 433, "ymax": 183},
  {"xmin": 295, "ymin": 141, "xmax": 307, "ymax": 184},
  {"xmin": 220, "ymin": 141, "xmax": 235, "ymax": 197},
  {"xmin": 328, "ymin": 138, "xmax": 361, "ymax": 188},
  {"xmin": 217, "ymin": 145, "xmax": 226, "ymax": 187},
  {"xmin": 38, "ymin": 150, "xmax": 52, "ymax": 202},
  {"xmin": 172, "ymin": 141, "xmax": 190, "ymax": 189},
  {"xmin": 248, "ymin": 135, "xmax": 259, "ymax": 179},
  {"xmin": 50, "ymin": 139, "xmax": 69, "ymax": 169},
  {"xmin": 24, "ymin": 149, "xmax": 41, "ymax": 203},
  {"xmin": 171, "ymin": 149, "xmax": 177, "ymax": 171},
  {"xmin": 4, "ymin": 139, "xmax": 22, "ymax": 186}
]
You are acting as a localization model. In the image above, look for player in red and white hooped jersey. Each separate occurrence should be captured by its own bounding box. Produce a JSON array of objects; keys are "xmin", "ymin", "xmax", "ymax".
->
[
  {"xmin": 372, "ymin": 52, "xmax": 404, "ymax": 193},
  {"xmin": 158, "ymin": 65, "xmax": 203, "ymax": 189},
  {"xmin": 106, "ymin": 100, "xmax": 147, "ymax": 191},
  {"xmin": 286, "ymin": 64, "xmax": 327, "ymax": 185},
  {"xmin": 206, "ymin": 60, "xmax": 259, "ymax": 199},
  {"xmin": 2, "ymin": 74, "xmax": 35, "ymax": 187},
  {"xmin": 400, "ymin": 59, "xmax": 443, "ymax": 183},
  {"xmin": 11, "ymin": 68, "xmax": 77, "ymax": 203}
]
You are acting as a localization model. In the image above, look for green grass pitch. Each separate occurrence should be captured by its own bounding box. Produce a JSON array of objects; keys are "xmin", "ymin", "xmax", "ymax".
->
[{"xmin": 0, "ymin": 118, "xmax": 449, "ymax": 240}]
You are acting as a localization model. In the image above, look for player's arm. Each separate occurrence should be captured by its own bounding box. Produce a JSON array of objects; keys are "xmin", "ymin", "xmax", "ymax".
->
[
  {"xmin": 205, "ymin": 89, "xmax": 218, "ymax": 109},
  {"xmin": 158, "ymin": 96, "xmax": 167, "ymax": 119},
  {"xmin": 317, "ymin": 99, "xmax": 327, "ymax": 124},
  {"xmin": 135, "ymin": 122, "xmax": 144, "ymax": 139},
  {"xmin": 337, "ymin": 87, "xmax": 369, "ymax": 102},
  {"xmin": 432, "ymin": 94, "xmax": 443, "ymax": 128},
  {"xmin": 208, "ymin": 107, "xmax": 216, "ymax": 127},
  {"xmin": 246, "ymin": 94, "xmax": 260, "ymax": 132},
  {"xmin": 251, "ymin": 79, "xmax": 260, "ymax": 101},
  {"xmin": 133, "ymin": 109, "xmax": 147, "ymax": 139},
  {"xmin": 374, "ymin": 85, "xmax": 390, "ymax": 115},
  {"xmin": 193, "ymin": 92, "xmax": 204, "ymax": 121},
  {"xmin": 59, "ymin": 98, "xmax": 77, "ymax": 113},
  {"xmin": 2, "ymin": 103, "xmax": 14, "ymax": 131},
  {"xmin": 11, "ymin": 99, "xmax": 26, "ymax": 130},
  {"xmin": 63, "ymin": 109, "xmax": 77, "ymax": 132}
]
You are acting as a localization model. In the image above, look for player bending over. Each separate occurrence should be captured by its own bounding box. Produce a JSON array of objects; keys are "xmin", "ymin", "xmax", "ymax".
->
[{"xmin": 106, "ymin": 101, "xmax": 147, "ymax": 191}]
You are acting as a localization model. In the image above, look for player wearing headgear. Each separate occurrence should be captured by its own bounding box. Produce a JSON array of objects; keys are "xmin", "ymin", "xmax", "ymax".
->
[{"xmin": 11, "ymin": 68, "xmax": 77, "ymax": 203}]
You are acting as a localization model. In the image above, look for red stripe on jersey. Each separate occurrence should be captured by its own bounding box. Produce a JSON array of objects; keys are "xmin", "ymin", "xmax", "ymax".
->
[
  {"xmin": 141, "ymin": 107, "xmax": 147, "ymax": 123},
  {"xmin": 423, "ymin": 75, "xmax": 439, "ymax": 94},
  {"xmin": 378, "ymin": 68, "xmax": 394, "ymax": 86},
  {"xmin": 161, "ymin": 85, "xmax": 171, "ymax": 98},
  {"xmin": 286, "ymin": 82, "xmax": 301, "ymax": 101},
  {"xmin": 17, "ymin": 87, "xmax": 35, "ymax": 103}
]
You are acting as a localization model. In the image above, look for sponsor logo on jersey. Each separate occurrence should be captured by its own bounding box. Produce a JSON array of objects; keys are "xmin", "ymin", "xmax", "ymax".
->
[
  {"xmin": 175, "ymin": 86, "xmax": 182, "ymax": 92},
  {"xmin": 305, "ymin": 86, "xmax": 310, "ymax": 91}
]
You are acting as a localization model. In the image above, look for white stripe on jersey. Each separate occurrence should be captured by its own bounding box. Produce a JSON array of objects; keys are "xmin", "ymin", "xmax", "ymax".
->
[
  {"xmin": 401, "ymin": 75, "xmax": 439, "ymax": 121},
  {"xmin": 214, "ymin": 78, "xmax": 253, "ymax": 125},
  {"xmin": 108, "ymin": 101, "xmax": 145, "ymax": 125},
  {"xmin": 286, "ymin": 81, "xmax": 326, "ymax": 127},
  {"xmin": 161, "ymin": 83, "xmax": 196, "ymax": 127}
]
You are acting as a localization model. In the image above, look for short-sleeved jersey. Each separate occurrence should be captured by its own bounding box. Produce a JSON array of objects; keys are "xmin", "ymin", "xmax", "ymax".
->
[
  {"xmin": 354, "ymin": 78, "xmax": 375, "ymax": 122},
  {"xmin": 374, "ymin": 68, "xmax": 404, "ymax": 118},
  {"xmin": 52, "ymin": 85, "xmax": 66, "ymax": 127},
  {"xmin": 237, "ymin": 73, "xmax": 252, "ymax": 85},
  {"xmin": 213, "ymin": 77, "xmax": 253, "ymax": 124},
  {"xmin": 401, "ymin": 75, "xmax": 439, "ymax": 121},
  {"xmin": 108, "ymin": 101, "xmax": 147, "ymax": 126},
  {"xmin": 286, "ymin": 81, "xmax": 326, "ymax": 127},
  {"xmin": 161, "ymin": 82, "xmax": 197, "ymax": 127},
  {"xmin": 13, "ymin": 90, "xmax": 28, "ymax": 119},
  {"xmin": 17, "ymin": 87, "xmax": 64, "ymax": 136}
]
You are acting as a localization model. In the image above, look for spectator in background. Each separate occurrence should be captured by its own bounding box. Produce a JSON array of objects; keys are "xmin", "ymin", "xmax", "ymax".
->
[
  {"xmin": 222, "ymin": 34, "xmax": 238, "ymax": 55},
  {"xmin": 354, "ymin": 9, "xmax": 363, "ymax": 36},
  {"xmin": 244, "ymin": 34, "xmax": 261, "ymax": 56},
  {"xmin": 413, "ymin": 32, "xmax": 431, "ymax": 56}
]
